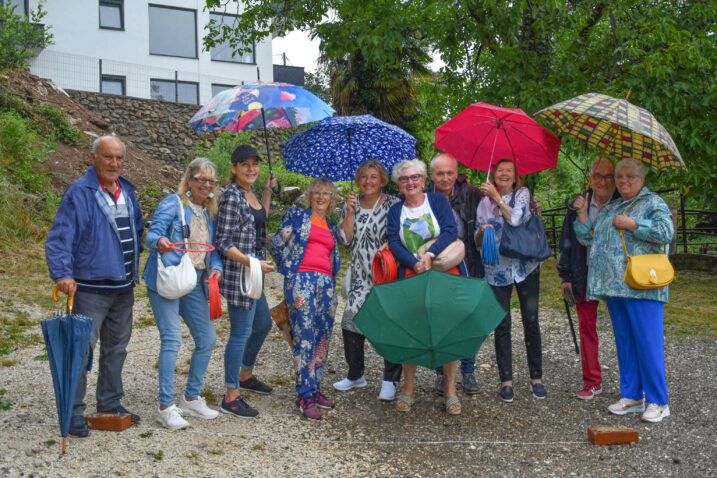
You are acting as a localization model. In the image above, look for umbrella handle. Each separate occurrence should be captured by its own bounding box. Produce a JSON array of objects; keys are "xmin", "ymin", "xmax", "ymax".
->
[{"xmin": 52, "ymin": 286, "xmax": 74, "ymax": 313}]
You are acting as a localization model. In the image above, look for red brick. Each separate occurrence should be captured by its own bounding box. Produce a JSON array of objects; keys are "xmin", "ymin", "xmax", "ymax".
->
[
  {"xmin": 84, "ymin": 412, "xmax": 132, "ymax": 431},
  {"xmin": 588, "ymin": 426, "xmax": 639, "ymax": 445}
]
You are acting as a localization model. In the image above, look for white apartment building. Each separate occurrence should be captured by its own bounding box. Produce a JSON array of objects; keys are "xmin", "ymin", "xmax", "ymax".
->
[{"xmin": 7, "ymin": 0, "xmax": 274, "ymax": 104}]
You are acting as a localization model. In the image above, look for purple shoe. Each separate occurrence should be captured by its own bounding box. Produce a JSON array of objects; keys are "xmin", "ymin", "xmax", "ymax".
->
[
  {"xmin": 313, "ymin": 391, "xmax": 335, "ymax": 409},
  {"xmin": 296, "ymin": 396, "xmax": 322, "ymax": 420}
]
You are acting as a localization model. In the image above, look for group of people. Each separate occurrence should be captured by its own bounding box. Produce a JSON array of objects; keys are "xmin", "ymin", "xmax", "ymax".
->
[{"xmin": 45, "ymin": 134, "xmax": 674, "ymax": 435}]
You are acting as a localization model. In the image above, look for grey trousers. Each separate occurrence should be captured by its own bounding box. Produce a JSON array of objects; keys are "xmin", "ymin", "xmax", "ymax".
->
[{"xmin": 72, "ymin": 290, "xmax": 134, "ymax": 416}]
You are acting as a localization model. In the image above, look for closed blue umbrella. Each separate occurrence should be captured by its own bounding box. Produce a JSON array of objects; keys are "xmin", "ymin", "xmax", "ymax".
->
[
  {"xmin": 41, "ymin": 289, "xmax": 93, "ymax": 453},
  {"xmin": 281, "ymin": 114, "xmax": 417, "ymax": 181}
]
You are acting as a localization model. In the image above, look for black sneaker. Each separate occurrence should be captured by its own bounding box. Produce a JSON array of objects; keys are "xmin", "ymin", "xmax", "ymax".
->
[
  {"xmin": 220, "ymin": 395, "xmax": 259, "ymax": 418},
  {"xmin": 239, "ymin": 376, "xmax": 273, "ymax": 395},
  {"xmin": 530, "ymin": 382, "xmax": 547, "ymax": 399},
  {"xmin": 499, "ymin": 385, "xmax": 514, "ymax": 403},
  {"xmin": 462, "ymin": 373, "xmax": 481, "ymax": 394},
  {"xmin": 98, "ymin": 405, "xmax": 140, "ymax": 424},
  {"xmin": 69, "ymin": 415, "xmax": 89, "ymax": 437},
  {"xmin": 434, "ymin": 374, "xmax": 445, "ymax": 396}
]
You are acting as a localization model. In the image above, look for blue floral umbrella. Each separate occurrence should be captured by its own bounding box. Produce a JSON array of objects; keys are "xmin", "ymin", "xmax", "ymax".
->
[{"xmin": 281, "ymin": 114, "xmax": 417, "ymax": 181}]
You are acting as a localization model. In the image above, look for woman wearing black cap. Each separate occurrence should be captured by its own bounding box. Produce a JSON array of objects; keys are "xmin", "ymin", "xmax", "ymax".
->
[{"xmin": 215, "ymin": 144, "xmax": 278, "ymax": 418}]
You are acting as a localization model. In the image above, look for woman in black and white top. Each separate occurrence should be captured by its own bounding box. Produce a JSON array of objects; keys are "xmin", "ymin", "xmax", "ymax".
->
[
  {"xmin": 332, "ymin": 160, "xmax": 401, "ymax": 401},
  {"xmin": 215, "ymin": 144, "xmax": 277, "ymax": 419}
]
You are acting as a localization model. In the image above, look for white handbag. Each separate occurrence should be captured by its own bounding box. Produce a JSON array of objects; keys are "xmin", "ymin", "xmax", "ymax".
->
[{"xmin": 156, "ymin": 196, "xmax": 198, "ymax": 300}]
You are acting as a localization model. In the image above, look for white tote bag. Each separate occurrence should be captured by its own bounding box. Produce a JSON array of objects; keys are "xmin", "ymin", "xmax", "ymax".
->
[{"xmin": 156, "ymin": 196, "xmax": 198, "ymax": 300}]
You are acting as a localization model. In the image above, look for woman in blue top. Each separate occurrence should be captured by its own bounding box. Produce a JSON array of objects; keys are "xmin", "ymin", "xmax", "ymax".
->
[
  {"xmin": 475, "ymin": 158, "xmax": 546, "ymax": 403},
  {"xmin": 574, "ymin": 158, "xmax": 674, "ymax": 423},
  {"xmin": 143, "ymin": 157, "xmax": 223, "ymax": 430},
  {"xmin": 387, "ymin": 159, "xmax": 466, "ymax": 415}
]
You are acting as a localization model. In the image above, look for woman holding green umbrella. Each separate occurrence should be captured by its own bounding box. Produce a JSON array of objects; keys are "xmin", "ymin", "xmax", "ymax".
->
[{"xmin": 386, "ymin": 159, "xmax": 467, "ymax": 415}]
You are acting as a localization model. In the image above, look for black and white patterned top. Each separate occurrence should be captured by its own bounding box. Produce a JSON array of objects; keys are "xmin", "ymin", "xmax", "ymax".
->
[
  {"xmin": 216, "ymin": 182, "xmax": 266, "ymax": 309},
  {"xmin": 338, "ymin": 193, "xmax": 400, "ymax": 333}
]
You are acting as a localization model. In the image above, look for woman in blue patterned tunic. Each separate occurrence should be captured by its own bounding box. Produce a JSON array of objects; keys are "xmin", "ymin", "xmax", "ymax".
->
[
  {"xmin": 270, "ymin": 177, "xmax": 341, "ymax": 420},
  {"xmin": 216, "ymin": 145, "xmax": 277, "ymax": 419},
  {"xmin": 333, "ymin": 160, "xmax": 402, "ymax": 401},
  {"xmin": 475, "ymin": 158, "xmax": 546, "ymax": 403},
  {"xmin": 574, "ymin": 158, "xmax": 674, "ymax": 423}
]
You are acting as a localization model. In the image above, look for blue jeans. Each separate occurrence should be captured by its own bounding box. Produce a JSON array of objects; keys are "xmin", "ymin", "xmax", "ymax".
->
[
  {"xmin": 224, "ymin": 292, "xmax": 272, "ymax": 389},
  {"xmin": 149, "ymin": 271, "xmax": 217, "ymax": 406},
  {"xmin": 73, "ymin": 290, "xmax": 134, "ymax": 415}
]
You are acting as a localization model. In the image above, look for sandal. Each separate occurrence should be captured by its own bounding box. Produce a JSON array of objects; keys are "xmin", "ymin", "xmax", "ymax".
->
[
  {"xmin": 445, "ymin": 396, "xmax": 461, "ymax": 415},
  {"xmin": 396, "ymin": 394, "xmax": 414, "ymax": 412}
]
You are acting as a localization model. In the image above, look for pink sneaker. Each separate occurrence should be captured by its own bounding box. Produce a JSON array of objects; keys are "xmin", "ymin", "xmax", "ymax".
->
[
  {"xmin": 312, "ymin": 391, "xmax": 335, "ymax": 409},
  {"xmin": 577, "ymin": 384, "xmax": 602, "ymax": 400},
  {"xmin": 296, "ymin": 396, "xmax": 322, "ymax": 420}
]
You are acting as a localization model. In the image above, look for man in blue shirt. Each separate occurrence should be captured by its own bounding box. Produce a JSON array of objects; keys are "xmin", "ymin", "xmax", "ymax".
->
[{"xmin": 46, "ymin": 135, "xmax": 143, "ymax": 437}]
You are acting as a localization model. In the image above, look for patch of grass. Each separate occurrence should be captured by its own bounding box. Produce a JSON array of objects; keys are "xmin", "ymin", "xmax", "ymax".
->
[
  {"xmin": 153, "ymin": 450, "xmax": 164, "ymax": 461},
  {"xmin": 199, "ymin": 387, "xmax": 216, "ymax": 404},
  {"xmin": 34, "ymin": 350, "xmax": 48, "ymax": 361},
  {"xmin": 36, "ymin": 104, "xmax": 86, "ymax": 146},
  {"xmin": 139, "ymin": 431, "xmax": 153, "ymax": 438},
  {"xmin": 206, "ymin": 449, "xmax": 224, "ymax": 455},
  {"xmin": 139, "ymin": 182, "xmax": 164, "ymax": 212},
  {"xmin": 251, "ymin": 443, "xmax": 264, "ymax": 451},
  {"xmin": 1, "ymin": 359, "xmax": 18, "ymax": 367},
  {"xmin": 0, "ymin": 300, "xmax": 44, "ymax": 354},
  {"xmin": 271, "ymin": 375, "xmax": 290, "ymax": 385},
  {"xmin": 44, "ymin": 439, "xmax": 56, "ymax": 446},
  {"xmin": 0, "ymin": 389, "xmax": 11, "ymax": 410},
  {"xmin": 134, "ymin": 316, "xmax": 155, "ymax": 328}
]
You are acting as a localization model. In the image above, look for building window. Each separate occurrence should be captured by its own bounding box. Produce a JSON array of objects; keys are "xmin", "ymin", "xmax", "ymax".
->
[
  {"xmin": 101, "ymin": 75, "xmax": 125, "ymax": 96},
  {"xmin": 211, "ymin": 83, "xmax": 237, "ymax": 97},
  {"xmin": 99, "ymin": 0, "xmax": 123, "ymax": 30},
  {"xmin": 209, "ymin": 13, "xmax": 255, "ymax": 64},
  {"xmin": 1, "ymin": 0, "xmax": 28, "ymax": 16},
  {"xmin": 148, "ymin": 4, "xmax": 197, "ymax": 58},
  {"xmin": 150, "ymin": 79, "xmax": 199, "ymax": 104}
]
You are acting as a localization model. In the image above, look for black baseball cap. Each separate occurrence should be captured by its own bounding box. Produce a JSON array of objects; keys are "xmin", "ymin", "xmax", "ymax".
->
[{"xmin": 231, "ymin": 144, "xmax": 262, "ymax": 164}]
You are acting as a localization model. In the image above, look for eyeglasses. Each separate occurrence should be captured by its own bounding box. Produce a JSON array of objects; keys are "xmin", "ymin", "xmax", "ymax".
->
[
  {"xmin": 193, "ymin": 177, "xmax": 217, "ymax": 185},
  {"xmin": 593, "ymin": 173, "xmax": 614, "ymax": 183},
  {"xmin": 615, "ymin": 174, "xmax": 640, "ymax": 182},
  {"xmin": 399, "ymin": 174, "xmax": 422, "ymax": 184},
  {"xmin": 313, "ymin": 191, "xmax": 332, "ymax": 198}
]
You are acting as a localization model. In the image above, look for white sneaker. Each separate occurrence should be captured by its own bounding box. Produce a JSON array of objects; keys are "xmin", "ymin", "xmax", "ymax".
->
[
  {"xmin": 156, "ymin": 405, "xmax": 189, "ymax": 430},
  {"xmin": 179, "ymin": 396, "xmax": 219, "ymax": 419},
  {"xmin": 642, "ymin": 403, "xmax": 670, "ymax": 423},
  {"xmin": 607, "ymin": 398, "xmax": 645, "ymax": 415},
  {"xmin": 378, "ymin": 381, "xmax": 396, "ymax": 401},
  {"xmin": 333, "ymin": 376, "xmax": 367, "ymax": 391}
]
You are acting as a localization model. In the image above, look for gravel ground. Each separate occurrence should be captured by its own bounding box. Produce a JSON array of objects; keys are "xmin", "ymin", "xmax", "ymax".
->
[{"xmin": 1, "ymin": 271, "xmax": 715, "ymax": 477}]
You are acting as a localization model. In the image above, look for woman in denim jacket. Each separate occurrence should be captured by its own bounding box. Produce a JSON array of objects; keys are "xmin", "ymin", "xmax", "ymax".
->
[
  {"xmin": 143, "ymin": 157, "xmax": 223, "ymax": 430},
  {"xmin": 574, "ymin": 158, "xmax": 674, "ymax": 423}
]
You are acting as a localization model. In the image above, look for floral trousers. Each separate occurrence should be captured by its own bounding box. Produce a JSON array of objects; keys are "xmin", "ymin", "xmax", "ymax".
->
[{"xmin": 285, "ymin": 271, "xmax": 337, "ymax": 400}]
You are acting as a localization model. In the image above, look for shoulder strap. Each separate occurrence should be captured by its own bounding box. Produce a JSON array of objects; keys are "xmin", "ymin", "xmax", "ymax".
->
[
  {"xmin": 618, "ymin": 198, "xmax": 669, "ymax": 257},
  {"xmin": 177, "ymin": 195, "xmax": 189, "ymax": 240}
]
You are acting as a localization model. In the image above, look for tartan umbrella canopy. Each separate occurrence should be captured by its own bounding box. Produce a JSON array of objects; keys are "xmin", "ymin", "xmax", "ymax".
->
[{"xmin": 534, "ymin": 92, "xmax": 685, "ymax": 171}]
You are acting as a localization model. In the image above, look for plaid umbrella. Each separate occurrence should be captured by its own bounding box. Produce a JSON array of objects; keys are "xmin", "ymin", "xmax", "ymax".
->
[{"xmin": 534, "ymin": 92, "xmax": 685, "ymax": 171}]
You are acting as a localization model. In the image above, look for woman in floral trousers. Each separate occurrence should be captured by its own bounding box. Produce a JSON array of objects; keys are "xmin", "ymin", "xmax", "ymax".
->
[{"xmin": 270, "ymin": 178, "xmax": 340, "ymax": 420}]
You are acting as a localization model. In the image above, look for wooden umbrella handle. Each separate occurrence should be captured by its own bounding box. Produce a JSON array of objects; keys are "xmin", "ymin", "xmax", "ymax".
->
[{"xmin": 52, "ymin": 286, "xmax": 74, "ymax": 313}]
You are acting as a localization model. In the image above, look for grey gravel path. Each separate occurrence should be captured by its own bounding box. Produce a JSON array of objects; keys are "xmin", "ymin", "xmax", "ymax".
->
[{"xmin": 1, "ymin": 271, "xmax": 715, "ymax": 477}]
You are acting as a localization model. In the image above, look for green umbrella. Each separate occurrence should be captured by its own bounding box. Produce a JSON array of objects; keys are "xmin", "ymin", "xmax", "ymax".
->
[{"xmin": 353, "ymin": 270, "xmax": 504, "ymax": 369}]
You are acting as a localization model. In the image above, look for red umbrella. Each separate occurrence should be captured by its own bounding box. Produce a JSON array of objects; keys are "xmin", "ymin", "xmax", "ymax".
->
[{"xmin": 434, "ymin": 102, "xmax": 561, "ymax": 179}]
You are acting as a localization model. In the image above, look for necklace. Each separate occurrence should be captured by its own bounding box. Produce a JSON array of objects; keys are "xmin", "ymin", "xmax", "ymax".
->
[{"xmin": 188, "ymin": 201, "xmax": 206, "ymax": 218}]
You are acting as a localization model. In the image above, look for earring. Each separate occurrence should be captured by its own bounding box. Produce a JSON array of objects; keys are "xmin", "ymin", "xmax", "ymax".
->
[
  {"xmin": 208, "ymin": 192, "xmax": 214, "ymax": 199},
  {"xmin": 186, "ymin": 191, "xmax": 192, "ymax": 197}
]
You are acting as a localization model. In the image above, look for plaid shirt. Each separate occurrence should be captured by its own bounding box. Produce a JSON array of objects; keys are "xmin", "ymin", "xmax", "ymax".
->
[{"xmin": 216, "ymin": 182, "xmax": 266, "ymax": 309}]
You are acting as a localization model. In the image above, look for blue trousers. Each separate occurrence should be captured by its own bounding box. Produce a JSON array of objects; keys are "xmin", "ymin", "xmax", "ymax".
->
[
  {"xmin": 148, "ymin": 270, "xmax": 217, "ymax": 406},
  {"xmin": 606, "ymin": 297, "xmax": 668, "ymax": 405},
  {"xmin": 286, "ymin": 272, "xmax": 337, "ymax": 400},
  {"xmin": 224, "ymin": 292, "xmax": 272, "ymax": 389}
]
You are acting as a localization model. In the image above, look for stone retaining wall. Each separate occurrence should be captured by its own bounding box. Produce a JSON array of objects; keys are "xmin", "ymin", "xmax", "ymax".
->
[{"xmin": 68, "ymin": 90, "xmax": 287, "ymax": 169}]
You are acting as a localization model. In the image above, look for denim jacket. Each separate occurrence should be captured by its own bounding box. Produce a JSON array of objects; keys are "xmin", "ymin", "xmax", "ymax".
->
[
  {"xmin": 574, "ymin": 187, "xmax": 673, "ymax": 303},
  {"xmin": 143, "ymin": 193, "xmax": 223, "ymax": 293},
  {"xmin": 270, "ymin": 207, "xmax": 341, "ymax": 282}
]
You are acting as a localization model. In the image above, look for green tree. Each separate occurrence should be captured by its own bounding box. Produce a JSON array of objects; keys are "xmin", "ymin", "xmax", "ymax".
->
[
  {"xmin": 0, "ymin": 1, "xmax": 53, "ymax": 72},
  {"xmin": 303, "ymin": 68, "xmax": 332, "ymax": 105}
]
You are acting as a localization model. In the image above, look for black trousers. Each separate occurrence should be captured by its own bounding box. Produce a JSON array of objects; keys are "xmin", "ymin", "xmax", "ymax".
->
[
  {"xmin": 490, "ymin": 267, "xmax": 542, "ymax": 383},
  {"xmin": 342, "ymin": 328, "xmax": 402, "ymax": 382}
]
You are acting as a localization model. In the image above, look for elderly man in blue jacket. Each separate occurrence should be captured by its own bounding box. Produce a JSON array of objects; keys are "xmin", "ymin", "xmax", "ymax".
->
[{"xmin": 45, "ymin": 135, "xmax": 144, "ymax": 437}]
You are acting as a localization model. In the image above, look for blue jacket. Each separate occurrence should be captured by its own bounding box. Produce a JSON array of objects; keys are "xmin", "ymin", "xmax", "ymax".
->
[
  {"xmin": 270, "ymin": 207, "xmax": 341, "ymax": 282},
  {"xmin": 575, "ymin": 187, "xmax": 674, "ymax": 303},
  {"xmin": 143, "ymin": 193, "xmax": 223, "ymax": 293},
  {"xmin": 387, "ymin": 192, "xmax": 467, "ymax": 278},
  {"xmin": 46, "ymin": 165, "xmax": 143, "ymax": 283}
]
